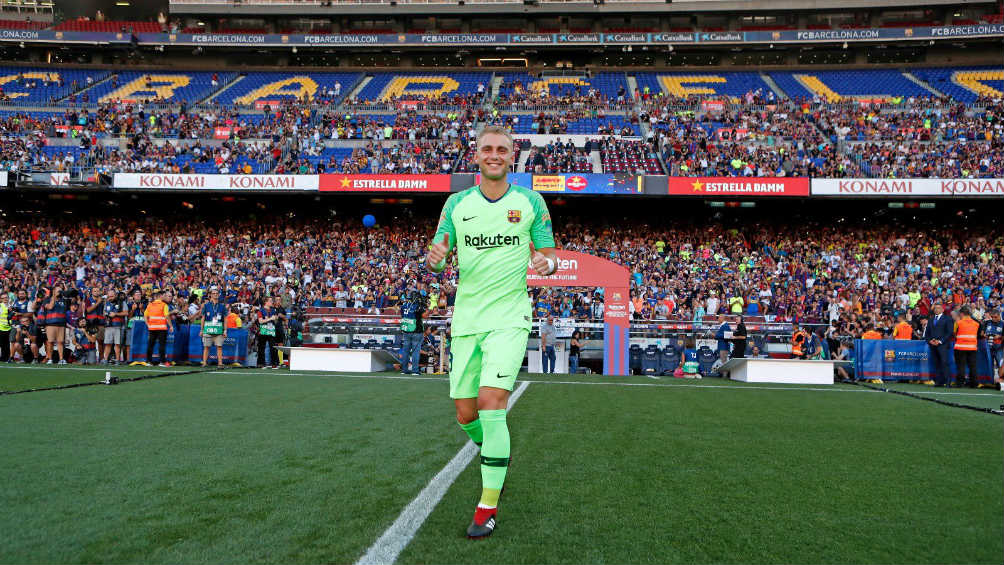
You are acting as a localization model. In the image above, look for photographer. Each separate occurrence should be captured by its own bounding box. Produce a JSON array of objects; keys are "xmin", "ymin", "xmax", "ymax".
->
[
  {"xmin": 102, "ymin": 289, "xmax": 128, "ymax": 365},
  {"xmin": 124, "ymin": 289, "xmax": 146, "ymax": 363},
  {"xmin": 256, "ymin": 296, "xmax": 284, "ymax": 369},
  {"xmin": 84, "ymin": 288, "xmax": 105, "ymax": 360},
  {"xmin": 199, "ymin": 288, "xmax": 228, "ymax": 368},
  {"xmin": 72, "ymin": 318, "xmax": 98, "ymax": 365},
  {"xmin": 398, "ymin": 286, "xmax": 426, "ymax": 375},
  {"xmin": 44, "ymin": 283, "xmax": 74, "ymax": 365}
]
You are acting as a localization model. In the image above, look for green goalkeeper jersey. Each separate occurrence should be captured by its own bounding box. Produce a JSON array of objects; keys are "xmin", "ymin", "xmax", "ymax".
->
[{"xmin": 433, "ymin": 184, "xmax": 555, "ymax": 337}]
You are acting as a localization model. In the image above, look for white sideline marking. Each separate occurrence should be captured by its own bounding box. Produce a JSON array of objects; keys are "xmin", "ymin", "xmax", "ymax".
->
[
  {"xmin": 208, "ymin": 370, "xmax": 1001, "ymax": 397},
  {"xmin": 354, "ymin": 381, "xmax": 530, "ymax": 565}
]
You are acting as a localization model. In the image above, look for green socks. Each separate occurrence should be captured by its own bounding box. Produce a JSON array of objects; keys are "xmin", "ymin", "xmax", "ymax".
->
[
  {"xmin": 459, "ymin": 418, "xmax": 483, "ymax": 446},
  {"xmin": 478, "ymin": 408, "xmax": 510, "ymax": 508}
]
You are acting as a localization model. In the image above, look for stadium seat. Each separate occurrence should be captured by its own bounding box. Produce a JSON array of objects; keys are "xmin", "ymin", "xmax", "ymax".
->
[
  {"xmin": 641, "ymin": 345, "xmax": 661, "ymax": 375},
  {"xmin": 697, "ymin": 346, "xmax": 718, "ymax": 376},
  {"xmin": 769, "ymin": 70, "xmax": 931, "ymax": 102},
  {"xmin": 53, "ymin": 19, "xmax": 161, "ymax": 33},
  {"xmin": 86, "ymin": 71, "xmax": 237, "ymax": 104},
  {"xmin": 218, "ymin": 71, "xmax": 363, "ymax": 106},
  {"xmin": 660, "ymin": 348, "xmax": 681, "ymax": 376},
  {"xmin": 910, "ymin": 67, "xmax": 1003, "ymax": 103},
  {"xmin": 629, "ymin": 344, "xmax": 643, "ymax": 375},
  {"xmin": 0, "ymin": 67, "xmax": 111, "ymax": 105},
  {"xmin": 634, "ymin": 72, "xmax": 773, "ymax": 102},
  {"xmin": 355, "ymin": 72, "xmax": 492, "ymax": 102}
]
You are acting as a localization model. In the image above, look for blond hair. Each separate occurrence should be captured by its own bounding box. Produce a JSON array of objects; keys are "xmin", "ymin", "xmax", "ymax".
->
[{"xmin": 476, "ymin": 125, "xmax": 514, "ymax": 149}]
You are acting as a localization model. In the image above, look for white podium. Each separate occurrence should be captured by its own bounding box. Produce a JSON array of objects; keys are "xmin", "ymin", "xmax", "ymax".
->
[
  {"xmin": 528, "ymin": 342, "xmax": 568, "ymax": 374},
  {"xmin": 720, "ymin": 358, "xmax": 849, "ymax": 385},
  {"xmin": 288, "ymin": 347, "xmax": 399, "ymax": 372}
]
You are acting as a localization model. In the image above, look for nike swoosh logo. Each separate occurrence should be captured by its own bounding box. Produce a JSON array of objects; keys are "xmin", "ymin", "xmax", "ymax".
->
[{"xmin": 462, "ymin": 216, "xmax": 476, "ymax": 221}]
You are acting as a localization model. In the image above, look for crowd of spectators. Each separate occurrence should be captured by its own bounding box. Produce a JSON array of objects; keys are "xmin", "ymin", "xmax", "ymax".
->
[
  {"xmin": 1, "ymin": 212, "xmax": 1001, "ymax": 365},
  {"xmin": 0, "ymin": 84, "xmax": 1001, "ymax": 178},
  {"xmin": 524, "ymin": 139, "xmax": 592, "ymax": 174}
]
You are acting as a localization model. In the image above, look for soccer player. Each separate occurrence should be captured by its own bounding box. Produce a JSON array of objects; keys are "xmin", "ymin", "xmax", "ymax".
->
[{"xmin": 426, "ymin": 125, "xmax": 558, "ymax": 539}]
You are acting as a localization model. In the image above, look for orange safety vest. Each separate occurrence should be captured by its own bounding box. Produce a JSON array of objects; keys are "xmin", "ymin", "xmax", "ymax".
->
[
  {"xmin": 791, "ymin": 330, "xmax": 808, "ymax": 355},
  {"xmin": 144, "ymin": 300, "xmax": 169, "ymax": 330},
  {"xmin": 894, "ymin": 322, "xmax": 913, "ymax": 340},
  {"xmin": 862, "ymin": 330, "xmax": 883, "ymax": 340},
  {"xmin": 226, "ymin": 312, "xmax": 242, "ymax": 329},
  {"xmin": 954, "ymin": 317, "xmax": 979, "ymax": 351}
]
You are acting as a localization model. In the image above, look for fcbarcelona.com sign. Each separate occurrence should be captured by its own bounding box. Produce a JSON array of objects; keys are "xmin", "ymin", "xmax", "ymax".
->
[
  {"xmin": 667, "ymin": 177, "xmax": 810, "ymax": 196},
  {"xmin": 113, "ymin": 173, "xmax": 319, "ymax": 191},
  {"xmin": 319, "ymin": 174, "xmax": 451, "ymax": 192},
  {"xmin": 812, "ymin": 178, "xmax": 1004, "ymax": 197}
]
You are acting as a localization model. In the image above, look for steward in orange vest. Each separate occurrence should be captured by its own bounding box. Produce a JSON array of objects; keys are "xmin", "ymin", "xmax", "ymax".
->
[
  {"xmin": 894, "ymin": 315, "xmax": 914, "ymax": 340},
  {"xmin": 791, "ymin": 323, "xmax": 809, "ymax": 358},
  {"xmin": 861, "ymin": 325, "xmax": 883, "ymax": 340},
  {"xmin": 952, "ymin": 305, "xmax": 980, "ymax": 388}
]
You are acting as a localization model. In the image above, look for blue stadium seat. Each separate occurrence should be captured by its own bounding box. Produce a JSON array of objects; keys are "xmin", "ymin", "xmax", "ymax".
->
[
  {"xmin": 216, "ymin": 71, "xmax": 362, "ymax": 106},
  {"xmin": 697, "ymin": 346, "xmax": 718, "ymax": 376},
  {"xmin": 910, "ymin": 66, "xmax": 1002, "ymax": 103},
  {"xmin": 641, "ymin": 345, "xmax": 661, "ymax": 375},
  {"xmin": 629, "ymin": 343, "xmax": 643, "ymax": 374},
  {"xmin": 634, "ymin": 71, "xmax": 772, "ymax": 101},
  {"xmin": 0, "ymin": 66, "xmax": 111, "ymax": 105},
  {"xmin": 355, "ymin": 72, "xmax": 492, "ymax": 102},
  {"xmin": 497, "ymin": 72, "xmax": 629, "ymax": 100},
  {"xmin": 660, "ymin": 348, "xmax": 681, "ymax": 376},
  {"xmin": 769, "ymin": 70, "xmax": 931, "ymax": 101},
  {"xmin": 85, "ymin": 71, "xmax": 236, "ymax": 104}
]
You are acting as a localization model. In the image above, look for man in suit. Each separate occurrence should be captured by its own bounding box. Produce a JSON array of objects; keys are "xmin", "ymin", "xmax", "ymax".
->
[{"xmin": 924, "ymin": 303, "xmax": 954, "ymax": 386}]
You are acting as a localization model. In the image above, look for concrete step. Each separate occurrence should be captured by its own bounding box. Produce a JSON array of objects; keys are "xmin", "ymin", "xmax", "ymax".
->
[
  {"xmin": 200, "ymin": 74, "xmax": 244, "ymax": 105},
  {"xmin": 760, "ymin": 72, "xmax": 789, "ymax": 100},
  {"xmin": 903, "ymin": 71, "xmax": 944, "ymax": 97}
]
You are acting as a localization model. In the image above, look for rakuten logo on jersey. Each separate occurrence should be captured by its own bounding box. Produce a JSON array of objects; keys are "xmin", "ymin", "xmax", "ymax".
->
[{"xmin": 464, "ymin": 234, "xmax": 522, "ymax": 250}]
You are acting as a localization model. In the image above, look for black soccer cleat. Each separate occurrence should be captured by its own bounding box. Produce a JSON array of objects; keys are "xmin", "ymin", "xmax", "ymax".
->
[{"xmin": 466, "ymin": 506, "xmax": 497, "ymax": 539}]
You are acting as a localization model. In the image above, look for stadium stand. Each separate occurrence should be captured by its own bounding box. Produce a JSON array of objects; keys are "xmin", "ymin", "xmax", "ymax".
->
[
  {"xmin": 353, "ymin": 72, "xmax": 492, "ymax": 102},
  {"xmin": 769, "ymin": 70, "xmax": 935, "ymax": 102},
  {"xmin": 85, "ymin": 71, "xmax": 237, "ymax": 104},
  {"xmin": 909, "ymin": 67, "xmax": 1004, "ymax": 103},
  {"xmin": 52, "ymin": 19, "xmax": 161, "ymax": 33},
  {"xmin": 215, "ymin": 72, "xmax": 362, "ymax": 107},
  {"xmin": 0, "ymin": 19, "xmax": 47, "ymax": 30},
  {"xmin": 0, "ymin": 67, "xmax": 111, "ymax": 105},
  {"xmin": 634, "ymin": 72, "xmax": 775, "ymax": 101}
]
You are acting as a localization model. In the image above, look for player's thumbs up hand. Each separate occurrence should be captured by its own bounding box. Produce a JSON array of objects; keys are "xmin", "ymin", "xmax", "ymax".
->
[
  {"xmin": 529, "ymin": 242, "xmax": 554, "ymax": 276},
  {"xmin": 426, "ymin": 233, "xmax": 450, "ymax": 269}
]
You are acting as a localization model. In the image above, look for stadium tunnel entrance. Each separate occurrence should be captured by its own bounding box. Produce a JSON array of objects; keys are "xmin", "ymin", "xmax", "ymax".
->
[{"xmin": 528, "ymin": 251, "xmax": 631, "ymax": 375}]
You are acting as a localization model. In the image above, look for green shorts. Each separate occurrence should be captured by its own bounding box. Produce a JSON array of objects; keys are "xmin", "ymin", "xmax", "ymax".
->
[{"xmin": 449, "ymin": 327, "xmax": 528, "ymax": 399}]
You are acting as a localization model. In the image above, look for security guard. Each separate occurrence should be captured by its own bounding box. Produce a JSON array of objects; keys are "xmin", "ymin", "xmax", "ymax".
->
[
  {"xmin": 953, "ymin": 306, "xmax": 980, "ymax": 388},
  {"xmin": 0, "ymin": 292, "xmax": 11, "ymax": 362},
  {"xmin": 791, "ymin": 322, "xmax": 809, "ymax": 359}
]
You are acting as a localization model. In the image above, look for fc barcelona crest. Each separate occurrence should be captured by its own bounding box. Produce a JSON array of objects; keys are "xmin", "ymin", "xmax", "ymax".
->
[{"xmin": 508, "ymin": 210, "xmax": 521, "ymax": 223}]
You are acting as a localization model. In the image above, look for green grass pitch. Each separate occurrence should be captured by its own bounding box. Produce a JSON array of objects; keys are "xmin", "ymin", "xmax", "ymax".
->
[{"xmin": 1, "ymin": 366, "xmax": 1001, "ymax": 564}]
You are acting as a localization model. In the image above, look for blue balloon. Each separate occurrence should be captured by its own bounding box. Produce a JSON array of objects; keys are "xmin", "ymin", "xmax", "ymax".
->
[{"xmin": 362, "ymin": 214, "xmax": 376, "ymax": 228}]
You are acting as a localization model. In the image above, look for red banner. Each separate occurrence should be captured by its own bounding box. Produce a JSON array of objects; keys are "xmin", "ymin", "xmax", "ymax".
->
[
  {"xmin": 254, "ymin": 100, "xmax": 279, "ymax": 110},
  {"xmin": 319, "ymin": 174, "xmax": 451, "ymax": 193},
  {"xmin": 213, "ymin": 127, "xmax": 232, "ymax": 140},
  {"xmin": 667, "ymin": 177, "xmax": 809, "ymax": 197}
]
